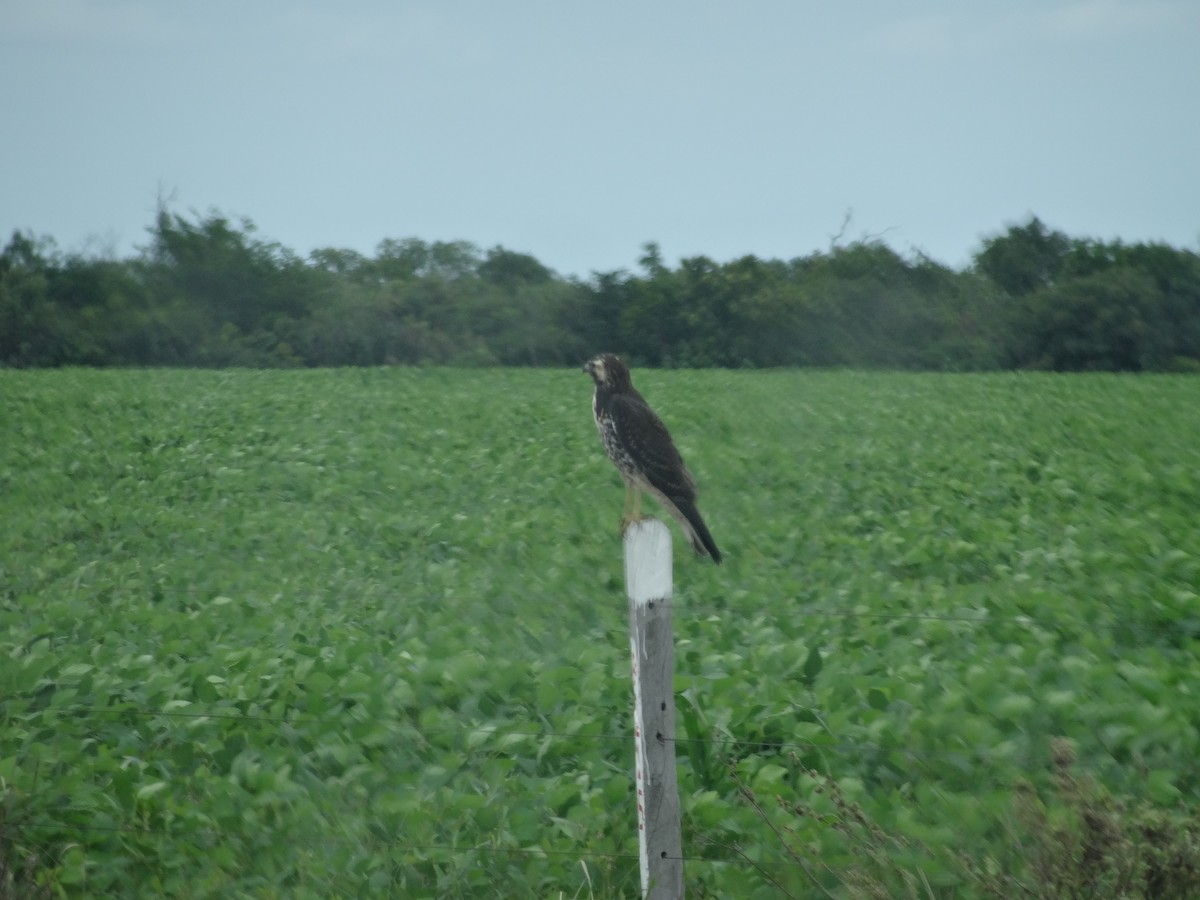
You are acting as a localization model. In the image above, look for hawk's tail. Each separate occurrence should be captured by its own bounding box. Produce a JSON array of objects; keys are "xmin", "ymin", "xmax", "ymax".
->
[{"xmin": 671, "ymin": 497, "xmax": 722, "ymax": 564}]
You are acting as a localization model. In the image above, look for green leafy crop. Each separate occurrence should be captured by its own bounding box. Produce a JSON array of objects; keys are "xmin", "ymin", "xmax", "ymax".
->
[{"xmin": 1, "ymin": 368, "xmax": 1198, "ymax": 897}]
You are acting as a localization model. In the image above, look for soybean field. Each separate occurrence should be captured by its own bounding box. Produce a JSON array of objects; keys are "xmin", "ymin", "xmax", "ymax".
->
[{"xmin": 2, "ymin": 368, "xmax": 1199, "ymax": 897}]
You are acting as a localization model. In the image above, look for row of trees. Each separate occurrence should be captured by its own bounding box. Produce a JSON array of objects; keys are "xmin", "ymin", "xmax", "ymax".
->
[{"xmin": 3, "ymin": 208, "xmax": 1198, "ymax": 370}]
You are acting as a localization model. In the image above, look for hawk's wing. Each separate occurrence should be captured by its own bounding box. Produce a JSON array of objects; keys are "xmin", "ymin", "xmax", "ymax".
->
[{"xmin": 609, "ymin": 392, "xmax": 697, "ymax": 501}]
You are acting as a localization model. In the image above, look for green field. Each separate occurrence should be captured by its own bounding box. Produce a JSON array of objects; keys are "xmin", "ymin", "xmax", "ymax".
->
[{"xmin": 2, "ymin": 368, "xmax": 1199, "ymax": 897}]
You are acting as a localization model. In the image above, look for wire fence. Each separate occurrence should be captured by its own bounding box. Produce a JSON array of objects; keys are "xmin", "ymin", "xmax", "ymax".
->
[
  {"xmin": 4, "ymin": 702, "xmax": 1073, "ymax": 769},
  {"xmin": 7, "ymin": 578, "xmax": 1186, "ymax": 629},
  {"xmin": 4, "ymin": 816, "xmax": 824, "ymax": 874},
  {"xmin": 2, "ymin": 814, "xmax": 842, "ymax": 900}
]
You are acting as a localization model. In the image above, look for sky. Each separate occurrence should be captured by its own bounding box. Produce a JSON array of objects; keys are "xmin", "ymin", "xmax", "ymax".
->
[{"xmin": 2, "ymin": 0, "xmax": 1198, "ymax": 278}]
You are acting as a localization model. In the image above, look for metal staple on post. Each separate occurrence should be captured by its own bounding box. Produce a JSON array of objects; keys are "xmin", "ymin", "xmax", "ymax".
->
[{"xmin": 624, "ymin": 518, "xmax": 684, "ymax": 899}]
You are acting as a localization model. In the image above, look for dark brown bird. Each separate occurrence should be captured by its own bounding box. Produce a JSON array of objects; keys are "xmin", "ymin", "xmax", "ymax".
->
[{"xmin": 583, "ymin": 353, "xmax": 721, "ymax": 563}]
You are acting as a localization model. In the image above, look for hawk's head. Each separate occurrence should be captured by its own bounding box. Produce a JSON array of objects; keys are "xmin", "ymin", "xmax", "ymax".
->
[{"xmin": 583, "ymin": 353, "xmax": 633, "ymax": 390}]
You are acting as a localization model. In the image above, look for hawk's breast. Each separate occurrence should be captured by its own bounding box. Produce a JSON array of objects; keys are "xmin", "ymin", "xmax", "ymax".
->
[{"xmin": 594, "ymin": 392, "xmax": 641, "ymax": 479}]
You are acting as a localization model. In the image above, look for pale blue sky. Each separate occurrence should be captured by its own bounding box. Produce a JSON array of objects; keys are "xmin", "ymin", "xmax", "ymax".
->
[{"xmin": 3, "ymin": 0, "xmax": 1197, "ymax": 277}]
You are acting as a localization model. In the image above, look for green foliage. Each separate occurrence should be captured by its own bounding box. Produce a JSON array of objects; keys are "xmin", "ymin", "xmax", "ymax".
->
[
  {"xmin": 1012, "ymin": 268, "xmax": 1163, "ymax": 371},
  {"xmin": 979, "ymin": 223, "xmax": 1200, "ymax": 374},
  {"xmin": 6, "ymin": 209, "xmax": 1199, "ymax": 371},
  {"xmin": 735, "ymin": 739, "xmax": 1200, "ymax": 899},
  {"xmin": 0, "ymin": 232, "xmax": 150, "ymax": 367},
  {"xmin": 975, "ymin": 217, "xmax": 1071, "ymax": 297},
  {"xmin": 994, "ymin": 739, "xmax": 1200, "ymax": 899},
  {"xmin": 2, "ymin": 369, "xmax": 1199, "ymax": 896},
  {"xmin": 140, "ymin": 206, "xmax": 320, "ymax": 366}
]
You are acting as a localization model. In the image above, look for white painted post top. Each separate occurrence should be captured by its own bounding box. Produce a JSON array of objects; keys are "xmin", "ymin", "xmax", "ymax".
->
[{"xmin": 624, "ymin": 519, "xmax": 673, "ymax": 607}]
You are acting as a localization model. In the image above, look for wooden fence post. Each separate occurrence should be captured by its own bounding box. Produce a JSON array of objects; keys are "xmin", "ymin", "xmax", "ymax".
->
[{"xmin": 624, "ymin": 518, "xmax": 684, "ymax": 899}]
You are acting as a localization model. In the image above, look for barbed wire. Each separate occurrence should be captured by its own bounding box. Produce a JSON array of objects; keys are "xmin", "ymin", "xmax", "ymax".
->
[
  {"xmin": 0, "ymin": 813, "xmax": 860, "ymax": 877},
  {"xmin": 4, "ymin": 586, "xmax": 1187, "ymax": 637},
  {"xmin": 4, "ymin": 699, "xmax": 1122, "ymax": 780},
  {"xmin": 2, "ymin": 818, "xmax": 640, "ymax": 861}
]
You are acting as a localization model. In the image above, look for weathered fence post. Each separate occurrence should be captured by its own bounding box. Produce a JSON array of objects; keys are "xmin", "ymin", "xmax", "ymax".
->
[{"xmin": 624, "ymin": 518, "xmax": 684, "ymax": 899}]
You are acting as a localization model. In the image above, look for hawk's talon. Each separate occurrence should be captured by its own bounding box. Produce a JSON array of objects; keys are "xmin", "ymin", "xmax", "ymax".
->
[{"xmin": 619, "ymin": 514, "xmax": 650, "ymax": 536}]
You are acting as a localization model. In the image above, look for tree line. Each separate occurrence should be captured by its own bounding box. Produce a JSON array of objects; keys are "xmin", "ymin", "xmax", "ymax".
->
[{"xmin": 3, "ymin": 207, "xmax": 1199, "ymax": 371}]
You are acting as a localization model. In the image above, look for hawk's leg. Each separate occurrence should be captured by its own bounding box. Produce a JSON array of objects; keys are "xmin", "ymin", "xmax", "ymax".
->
[
  {"xmin": 619, "ymin": 482, "xmax": 649, "ymax": 534},
  {"xmin": 619, "ymin": 482, "xmax": 635, "ymax": 533}
]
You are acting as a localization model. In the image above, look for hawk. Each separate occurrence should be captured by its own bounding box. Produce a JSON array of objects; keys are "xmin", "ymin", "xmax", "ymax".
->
[{"xmin": 583, "ymin": 353, "xmax": 721, "ymax": 563}]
